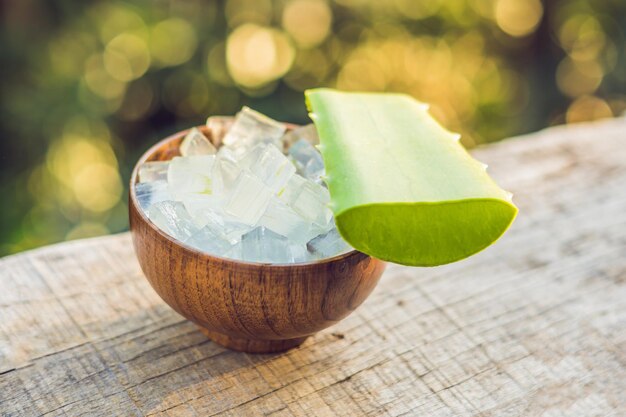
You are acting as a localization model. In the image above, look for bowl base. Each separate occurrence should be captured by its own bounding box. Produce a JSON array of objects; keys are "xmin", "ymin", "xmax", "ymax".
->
[{"xmin": 198, "ymin": 327, "xmax": 309, "ymax": 354}]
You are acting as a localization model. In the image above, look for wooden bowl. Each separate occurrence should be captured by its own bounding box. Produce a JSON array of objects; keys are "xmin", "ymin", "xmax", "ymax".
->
[{"xmin": 129, "ymin": 123, "xmax": 386, "ymax": 353}]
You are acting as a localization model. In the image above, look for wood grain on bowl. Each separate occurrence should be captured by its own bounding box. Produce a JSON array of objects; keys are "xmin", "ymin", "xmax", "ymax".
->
[{"xmin": 129, "ymin": 124, "xmax": 386, "ymax": 353}]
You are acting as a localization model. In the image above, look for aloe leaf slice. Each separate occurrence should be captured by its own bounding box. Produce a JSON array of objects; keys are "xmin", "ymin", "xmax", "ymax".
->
[{"xmin": 305, "ymin": 89, "xmax": 517, "ymax": 266}]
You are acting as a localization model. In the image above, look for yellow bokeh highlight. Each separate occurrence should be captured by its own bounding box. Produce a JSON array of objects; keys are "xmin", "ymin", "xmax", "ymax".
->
[
  {"xmin": 335, "ymin": 33, "xmax": 500, "ymax": 141},
  {"xmin": 93, "ymin": 4, "xmax": 146, "ymax": 44},
  {"xmin": 495, "ymin": 0, "xmax": 543, "ymax": 37},
  {"xmin": 566, "ymin": 95, "xmax": 612, "ymax": 124},
  {"xmin": 49, "ymin": 32, "xmax": 97, "ymax": 77},
  {"xmin": 84, "ymin": 54, "xmax": 127, "ymax": 99},
  {"xmin": 282, "ymin": 0, "xmax": 332, "ymax": 48},
  {"xmin": 46, "ymin": 129, "xmax": 122, "ymax": 213},
  {"xmin": 556, "ymin": 57, "xmax": 603, "ymax": 98},
  {"xmin": 72, "ymin": 163, "xmax": 122, "ymax": 212},
  {"xmin": 558, "ymin": 15, "xmax": 606, "ymax": 62},
  {"xmin": 150, "ymin": 18, "xmax": 198, "ymax": 67},
  {"xmin": 104, "ymin": 34, "xmax": 151, "ymax": 81},
  {"xmin": 227, "ymin": 24, "xmax": 295, "ymax": 89}
]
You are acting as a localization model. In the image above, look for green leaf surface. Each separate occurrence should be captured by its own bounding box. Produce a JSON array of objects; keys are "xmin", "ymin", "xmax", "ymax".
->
[{"xmin": 305, "ymin": 89, "xmax": 517, "ymax": 266}]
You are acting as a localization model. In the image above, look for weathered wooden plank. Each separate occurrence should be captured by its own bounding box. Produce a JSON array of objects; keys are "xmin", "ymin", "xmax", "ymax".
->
[{"xmin": 1, "ymin": 117, "xmax": 625, "ymax": 416}]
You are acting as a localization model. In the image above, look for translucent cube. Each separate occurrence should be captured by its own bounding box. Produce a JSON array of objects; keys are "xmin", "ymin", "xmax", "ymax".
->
[
  {"xmin": 138, "ymin": 161, "xmax": 170, "ymax": 183},
  {"xmin": 190, "ymin": 207, "xmax": 250, "ymax": 244},
  {"xmin": 180, "ymin": 127, "xmax": 216, "ymax": 156},
  {"xmin": 282, "ymin": 124, "xmax": 319, "ymax": 148},
  {"xmin": 224, "ymin": 172, "xmax": 272, "ymax": 225},
  {"xmin": 222, "ymin": 107, "xmax": 285, "ymax": 155},
  {"xmin": 134, "ymin": 180, "xmax": 172, "ymax": 215},
  {"xmin": 185, "ymin": 223, "xmax": 237, "ymax": 256},
  {"xmin": 212, "ymin": 147, "xmax": 242, "ymax": 193},
  {"xmin": 168, "ymin": 155, "xmax": 214, "ymax": 179},
  {"xmin": 167, "ymin": 155, "xmax": 215, "ymax": 199},
  {"xmin": 237, "ymin": 143, "xmax": 266, "ymax": 170},
  {"xmin": 241, "ymin": 227, "xmax": 293, "ymax": 263},
  {"xmin": 277, "ymin": 174, "xmax": 307, "ymax": 203},
  {"xmin": 307, "ymin": 227, "xmax": 352, "ymax": 258},
  {"xmin": 288, "ymin": 139, "xmax": 325, "ymax": 183},
  {"xmin": 180, "ymin": 193, "xmax": 223, "ymax": 226},
  {"xmin": 259, "ymin": 198, "xmax": 316, "ymax": 244},
  {"xmin": 148, "ymin": 201, "xmax": 198, "ymax": 242},
  {"xmin": 282, "ymin": 178, "xmax": 332, "ymax": 228},
  {"xmin": 206, "ymin": 115, "xmax": 234, "ymax": 147},
  {"xmin": 225, "ymin": 240, "xmax": 243, "ymax": 261},
  {"xmin": 289, "ymin": 243, "xmax": 310, "ymax": 263},
  {"xmin": 248, "ymin": 144, "xmax": 296, "ymax": 192},
  {"xmin": 189, "ymin": 205, "xmax": 221, "ymax": 228},
  {"xmin": 221, "ymin": 220, "xmax": 253, "ymax": 243}
]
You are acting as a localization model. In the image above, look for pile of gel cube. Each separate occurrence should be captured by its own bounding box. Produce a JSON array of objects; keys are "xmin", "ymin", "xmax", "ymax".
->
[{"xmin": 134, "ymin": 107, "xmax": 352, "ymax": 263}]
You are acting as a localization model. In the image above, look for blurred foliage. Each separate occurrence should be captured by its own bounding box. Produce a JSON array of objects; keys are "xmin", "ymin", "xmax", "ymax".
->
[{"xmin": 0, "ymin": 0, "xmax": 624, "ymax": 256}]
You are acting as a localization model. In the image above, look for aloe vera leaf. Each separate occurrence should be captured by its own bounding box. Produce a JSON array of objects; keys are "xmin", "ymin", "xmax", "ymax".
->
[{"xmin": 305, "ymin": 89, "xmax": 517, "ymax": 266}]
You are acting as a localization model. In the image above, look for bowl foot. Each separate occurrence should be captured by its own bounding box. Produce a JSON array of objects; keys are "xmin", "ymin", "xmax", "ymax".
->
[{"xmin": 198, "ymin": 327, "xmax": 308, "ymax": 354}]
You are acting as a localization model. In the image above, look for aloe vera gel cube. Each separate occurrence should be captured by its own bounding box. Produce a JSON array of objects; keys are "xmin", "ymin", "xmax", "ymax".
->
[
  {"xmin": 289, "ymin": 139, "xmax": 324, "ymax": 183},
  {"xmin": 290, "ymin": 180, "xmax": 332, "ymax": 228},
  {"xmin": 249, "ymin": 144, "xmax": 296, "ymax": 192},
  {"xmin": 282, "ymin": 124, "xmax": 319, "ymax": 147},
  {"xmin": 180, "ymin": 127, "xmax": 216, "ymax": 156},
  {"xmin": 186, "ymin": 226, "xmax": 235, "ymax": 255},
  {"xmin": 241, "ymin": 227, "xmax": 292, "ymax": 263},
  {"xmin": 205, "ymin": 116, "xmax": 234, "ymax": 146},
  {"xmin": 308, "ymin": 228, "xmax": 352, "ymax": 258},
  {"xmin": 260, "ymin": 199, "xmax": 314, "ymax": 244},
  {"xmin": 223, "ymin": 107, "xmax": 286, "ymax": 155},
  {"xmin": 224, "ymin": 172, "xmax": 273, "ymax": 225},
  {"xmin": 167, "ymin": 155, "xmax": 215, "ymax": 198},
  {"xmin": 212, "ymin": 147, "xmax": 241, "ymax": 192},
  {"xmin": 148, "ymin": 201, "xmax": 198, "ymax": 242},
  {"xmin": 138, "ymin": 161, "xmax": 170, "ymax": 183},
  {"xmin": 135, "ymin": 180, "xmax": 172, "ymax": 214}
]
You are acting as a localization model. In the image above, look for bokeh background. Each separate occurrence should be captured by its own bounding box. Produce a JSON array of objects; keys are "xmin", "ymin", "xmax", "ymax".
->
[{"xmin": 1, "ymin": 0, "xmax": 624, "ymax": 256}]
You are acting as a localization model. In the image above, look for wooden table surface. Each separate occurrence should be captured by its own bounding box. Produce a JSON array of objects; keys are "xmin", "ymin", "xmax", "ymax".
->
[{"xmin": 2, "ymin": 118, "xmax": 625, "ymax": 416}]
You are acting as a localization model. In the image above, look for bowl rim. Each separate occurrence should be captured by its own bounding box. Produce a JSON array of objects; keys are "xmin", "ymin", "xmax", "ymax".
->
[{"xmin": 129, "ymin": 124, "xmax": 364, "ymax": 269}]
